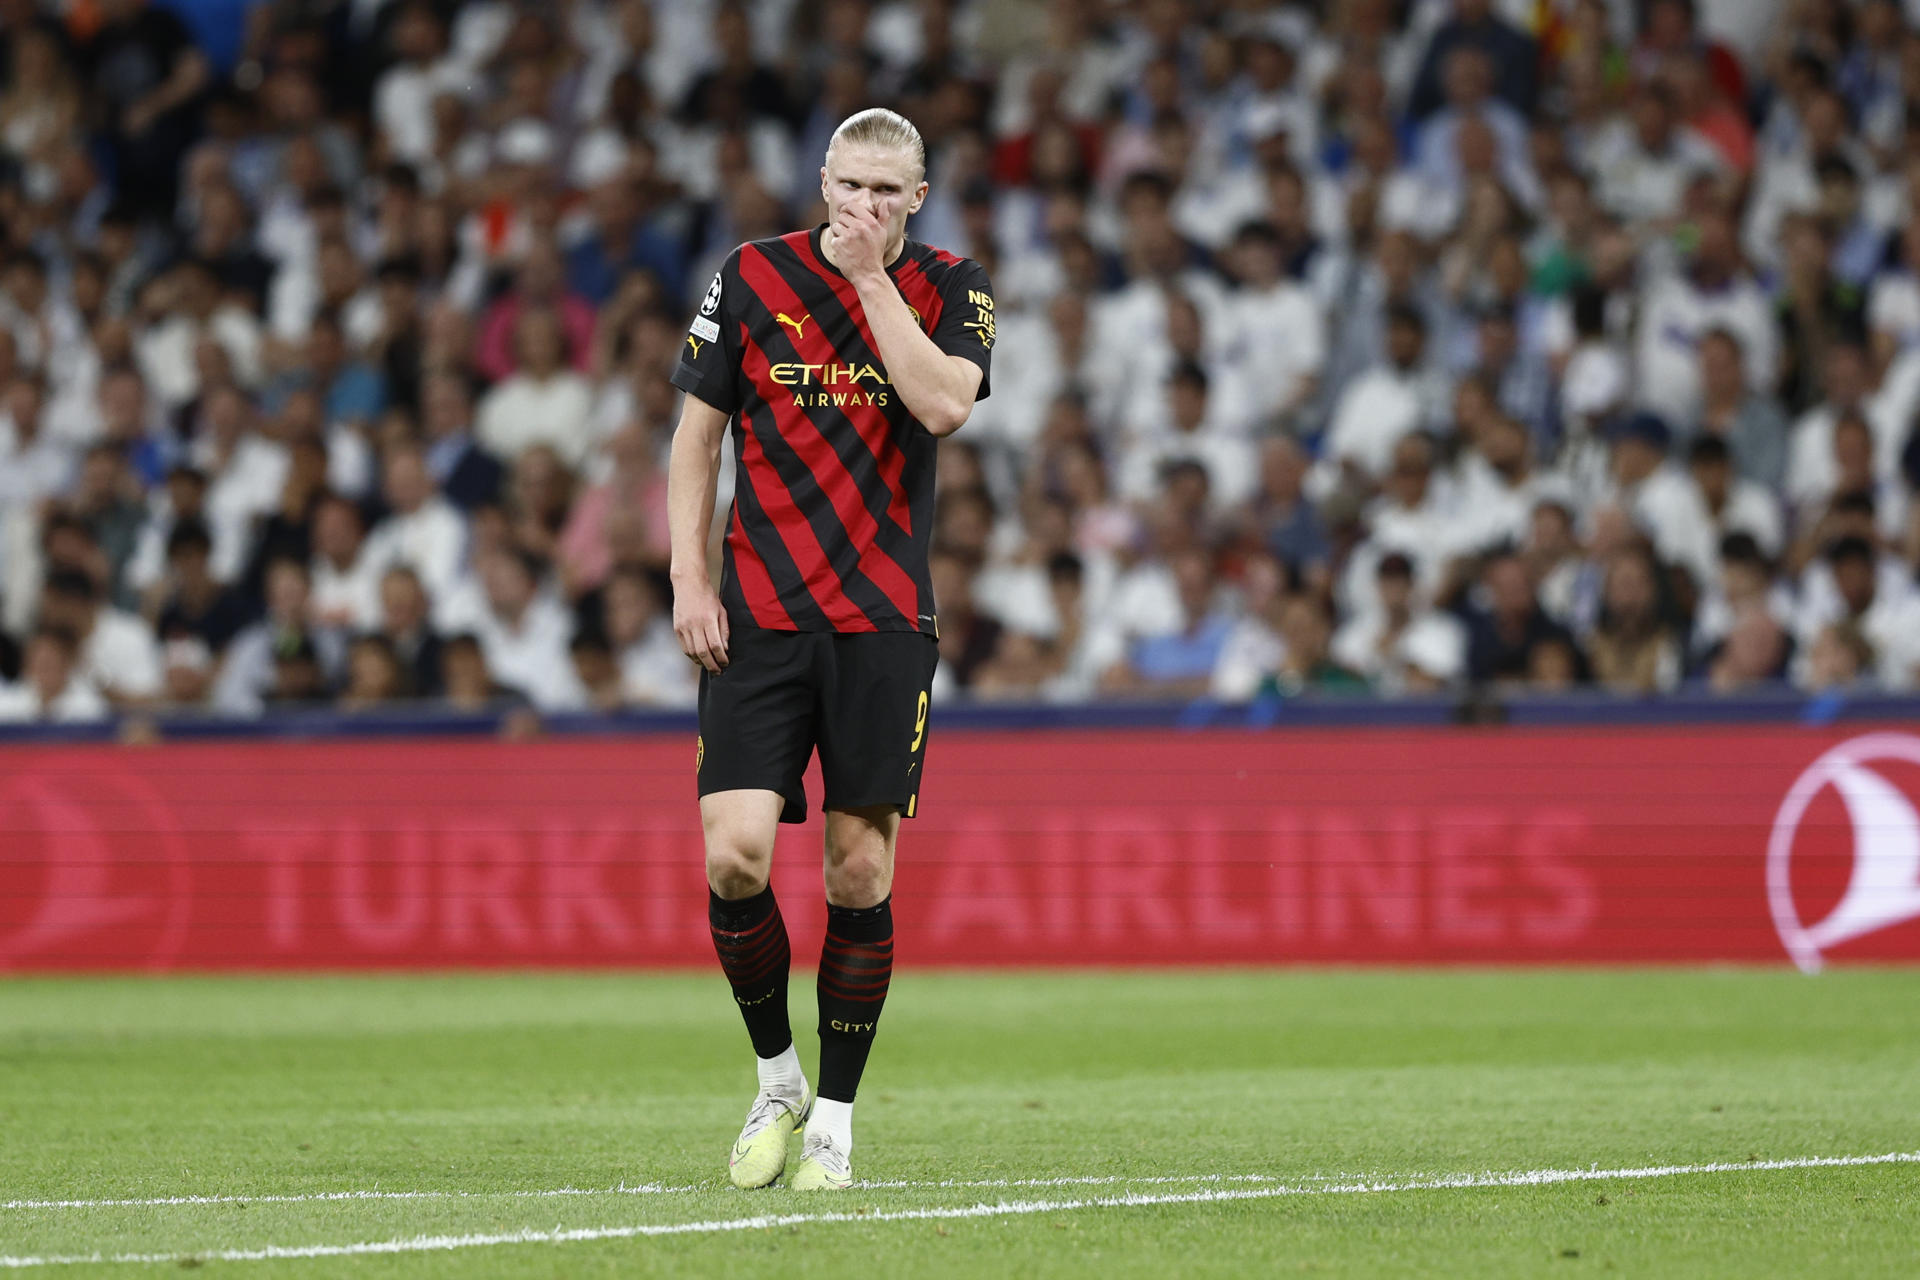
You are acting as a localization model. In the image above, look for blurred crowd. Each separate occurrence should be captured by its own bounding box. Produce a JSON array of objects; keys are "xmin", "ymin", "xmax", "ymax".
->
[{"xmin": 2, "ymin": 0, "xmax": 1920, "ymax": 724}]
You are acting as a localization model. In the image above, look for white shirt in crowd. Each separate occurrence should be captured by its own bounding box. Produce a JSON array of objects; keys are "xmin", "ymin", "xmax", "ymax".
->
[
  {"xmin": 476, "ymin": 370, "xmax": 596, "ymax": 466},
  {"xmin": 361, "ymin": 496, "xmax": 468, "ymax": 608},
  {"xmin": 1584, "ymin": 119, "xmax": 1725, "ymax": 226},
  {"xmin": 1633, "ymin": 270, "xmax": 1777, "ymax": 425},
  {"xmin": 80, "ymin": 609, "xmax": 163, "ymax": 700},
  {"xmin": 0, "ymin": 675, "xmax": 109, "ymax": 722},
  {"xmin": 621, "ymin": 621, "xmax": 698, "ymax": 707},
  {"xmin": 1319, "ymin": 363, "xmax": 1433, "ymax": 482},
  {"xmin": 440, "ymin": 590, "xmax": 586, "ymax": 712},
  {"xmin": 311, "ymin": 552, "xmax": 383, "ymax": 631},
  {"xmin": 1220, "ymin": 280, "xmax": 1326, "ymax": 425}
]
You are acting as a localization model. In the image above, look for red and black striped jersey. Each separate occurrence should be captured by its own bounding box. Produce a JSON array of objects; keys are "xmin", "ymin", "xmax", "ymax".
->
[{"xmin": 670, "ymin": 225, "xmax": 994, "ymax": 636}]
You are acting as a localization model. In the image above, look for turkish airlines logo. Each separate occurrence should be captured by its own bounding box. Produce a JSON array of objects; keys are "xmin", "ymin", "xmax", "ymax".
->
[
  {"xmin": 1768, "ymin": 734, "xmax": 1920, "ymax": 973},
  {"xmin": 0, "ymin": 769, "xmax": 191, "ymax": 970}
]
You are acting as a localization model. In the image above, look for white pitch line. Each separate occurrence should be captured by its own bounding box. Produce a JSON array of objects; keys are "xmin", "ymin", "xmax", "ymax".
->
[
  {"xmin": 1, "ymin": 1172, "xmax": 1323, "ymax": 1213},
  {"xmin": 0, "ymin": 1150, "xmax": 1913, "ymax": 1270},
  {"xmin": 0, "ymin": 1184, "xmax": 702, "ymax": 1212}
]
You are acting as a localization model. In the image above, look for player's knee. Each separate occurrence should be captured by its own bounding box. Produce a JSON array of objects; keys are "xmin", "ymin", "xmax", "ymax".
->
[
  {"xmin": 704, "ymin": 820, "xmax": 774, "ymax": 898},
  {"xmin": 706, "ymin": 845, "xmax": 770, "ymax": 898},
  {"xmin": 824, "ymin": 847, "xmax": 892, "ymax": 907}
]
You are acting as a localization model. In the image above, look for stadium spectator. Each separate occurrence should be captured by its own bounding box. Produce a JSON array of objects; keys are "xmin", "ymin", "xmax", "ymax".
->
[
  {"xmin": 600, "ymin": 565, "xmax": 693, "ymax": 707},
  {"xmin": 419, "ymin": 371, "xmax": 505, "ymax": 512},
  {"xmin": 445, "ymin": 547, "xmax": 584, "ymax": 712},
  {"xmin": 213, "ymin": 556, "xmax": 340, "ymax": 715},
  {"xmin": 153, "ymin": 518, "xmax": 249, "ymax": 655},
  {"xmin": 1685, "ymin": 328, "xmax": 1789, "ymax": 491},
  {"xmin": 0, "ymin": 626, "xmax": 108, "ymax": 722},
  {"xmin": 1704, "ymin": 606, "xmax": 1791, "ymax": 692},
  {"xmin": 38, "ymin": 567, "xmax": 161, "ymax": 705},
  {"xmin": 1465, "ymin": 549, "xmax": 1582, "ymax": 688},
  {"xmin": 374, "ymin": 566, "xmax": 442, "ymax": 699},
  {"xmin": 308, "ymin": 493, "xmax": 380, "ymax": 631},
  {"xmin": 1408, "ymin": 0, "xmax": 1540, "ymax": 123},
  {"xmin": 1588, "ymin": 544, "xmax": 1683, "ymax": 693},
  {"xmin": 363, "ymin": 443, "xmax": 467, "ymax": 607},
  {"xmin": 1102, "ymin": 548, "xmax": 1233, "ymax": 698},
  {"xmin": 475, "ymin": 308, "xmax": 595, "ymax": 466}
]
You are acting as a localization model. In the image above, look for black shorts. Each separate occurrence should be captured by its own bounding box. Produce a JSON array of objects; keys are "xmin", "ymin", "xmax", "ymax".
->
[{"xmin": 697, "ymin": 628, "xmax": 940, "ymax": 824}]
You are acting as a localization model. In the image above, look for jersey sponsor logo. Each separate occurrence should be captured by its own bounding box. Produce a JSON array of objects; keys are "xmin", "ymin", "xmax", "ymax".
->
[
  {"xmin": 700, "ymin": 272, "xmax": 723, "ymax": 316},
  {"xmin": 768, "ymin": 361, "xmax": 886, "ymax": 386},
  {"xmin": 962, "ymin": 291, "xmax": 995, "ymax": 348},
  {"xmin": 689, "ymin": 314, "xmax": 720, "ymax": 343},
  {"xmin": 769, "ymin": 360, "xmax": 893, "ymax": 407},
  {"xmin": 775, "ymin": 311, "xmax": 811, "ymax": 340}
]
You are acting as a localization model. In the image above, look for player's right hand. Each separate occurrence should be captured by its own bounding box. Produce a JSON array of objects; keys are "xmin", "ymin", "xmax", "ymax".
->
[{"xmin": 674, "ymin": 581, "xmax": 731, "ymax": 673}]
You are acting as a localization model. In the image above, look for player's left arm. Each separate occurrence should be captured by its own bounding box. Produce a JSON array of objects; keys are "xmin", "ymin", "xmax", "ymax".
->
[{"xmin": 839, "ymin": 209, "xmax": 987, "ymax": 438}]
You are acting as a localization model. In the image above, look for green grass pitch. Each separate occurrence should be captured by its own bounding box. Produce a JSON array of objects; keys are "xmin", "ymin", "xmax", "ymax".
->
[{"xmin": 2, "ymin": 969, "xmax": 1917, "ymax": 1276}]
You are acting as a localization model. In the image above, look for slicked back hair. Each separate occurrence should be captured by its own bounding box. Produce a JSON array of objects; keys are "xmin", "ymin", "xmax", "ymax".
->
[{"xmin": 827, "ymin": 108, "xmax": 926, "ymax": 182}]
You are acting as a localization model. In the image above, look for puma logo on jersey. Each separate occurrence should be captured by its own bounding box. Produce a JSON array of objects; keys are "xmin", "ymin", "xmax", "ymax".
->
[
  {"xmin": 775, "ymin": 312, "xmax": 810, "ymax": 340},
  {"xmin": 685, "ymin": 335, "xmax": 704, "ymax": 357}
]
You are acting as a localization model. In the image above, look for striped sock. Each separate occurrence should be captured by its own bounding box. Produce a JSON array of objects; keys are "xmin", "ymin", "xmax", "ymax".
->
[
  {"xmin": 816, "ymin": 897, "xmax": 894, "ymax": 1103},
  {"xmin": 709, "ymin": 886, "xmax": 792, "ymax": 1059}
]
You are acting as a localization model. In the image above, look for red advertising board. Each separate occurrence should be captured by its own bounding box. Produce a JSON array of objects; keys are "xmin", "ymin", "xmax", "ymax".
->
[{"xmin": 3, "ymin": 726, "xmax": 1919, "ymax": 971}]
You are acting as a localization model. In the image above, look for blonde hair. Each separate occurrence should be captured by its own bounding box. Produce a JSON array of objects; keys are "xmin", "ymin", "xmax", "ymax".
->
[{"xmin": 826, "ymin": 108, "xmax": 926, "ymax": 180}]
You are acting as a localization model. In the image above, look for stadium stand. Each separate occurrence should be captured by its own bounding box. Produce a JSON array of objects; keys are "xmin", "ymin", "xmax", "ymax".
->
[{"xmin": 1, "ymin": 0, "xmax": 1919, "ymax": 725}]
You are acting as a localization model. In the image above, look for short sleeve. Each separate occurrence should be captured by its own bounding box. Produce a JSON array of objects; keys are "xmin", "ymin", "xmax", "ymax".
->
[
  {"xmin": 930, "ymin": 258, "xmax": 994, "ymax": 400},
  {"xmin": 669, "ymin": 251, "xmax": 742, "ymax": 415}
]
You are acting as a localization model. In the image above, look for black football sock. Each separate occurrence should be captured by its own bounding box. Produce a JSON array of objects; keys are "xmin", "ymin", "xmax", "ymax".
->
[
  {"xmin": 709, "ymin": 886, "xmax": 793, "ymax": 1059},
  {"xmin": 815, "ymin": 897, "xmax": 894, "ymax": 1103}
]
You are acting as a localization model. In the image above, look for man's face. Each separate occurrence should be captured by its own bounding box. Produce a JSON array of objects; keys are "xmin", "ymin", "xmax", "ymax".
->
[
  {"xmin": 381, "ymin": 572, "xmax": 426, "ymax": 632},
  {"xmin": 483, "ymin": 553, "xmax": 535, "ymax": 616},
  {"xmin": 1279, "ymin": 598, "xmax": 1329, "ymax": 663},
  {"xmin": 1699, "ymin": 335, "xmax": 1741, "ymax": 396},
  {"xmin": 1824, "ymin": 347, "xmax": 1866, "ymax": 407},
  {"xmin": 1691, "ymin": 455, "xmax": 1730, "ymax": 504},
  {"xmin": 1170, "ymin": 378, "xmax": 1207, "ymax": 432},
  {"xmin": 1835, "ymin": 557, "xmax": 1876, "ymax": 614},
  {"xmin": 384, "ymin": 451, "xmax": 429, "ymax": 512},
  {"xmin": 423, "ymin": 376, "xmax": 467, "ymax": 437},
  {"xmin": 1633, "ymin": 96, "xmax": 1672, "ymax": 149},
  {"xmin": 1386, "ymin": 439, "xmax": 1431, "ymax": 506},
  {"xmin": 1834, "ymin": 423, "xmax": 1874, "ymax": 482},
  {"xmin": 314, "ymin": 502, "xmax": 362, "ymax": 561},
  {"xmin": 1722, "ymin": 559, "xmax": 1766, "ymax": 604},
  {"xmin": 1487, "ymin": 558, "xmax": 1533, "ymax": 617},
  {"xmin": 1260, "ymin": 439, "xmax": 1305, "ymax": 501},
  {"xmin": 1611, "ymin": 436, "xmax": 1661, "ymax": 485},
  {"xmin": 1387, "ymin": 319, "xmax": 1423, "ymax": 368},
  {"xmin": 266, "ymin": 563, "xmax": 310, "ymax": 621},
  {"xmin": 1378, "ymin": 568, "xmax": 1413, "ymax": 614},
  {"xmin": 821, "ymin": 142, "xmax": 926, "ymax": 245},
  {"xmin": 171, "ymin": 543, "xmax": 211, "ymax": 585}
]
